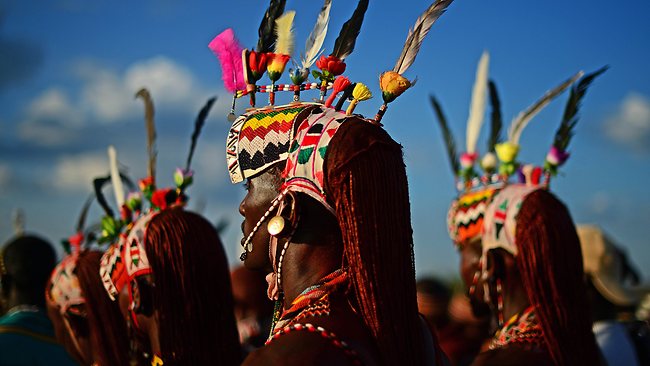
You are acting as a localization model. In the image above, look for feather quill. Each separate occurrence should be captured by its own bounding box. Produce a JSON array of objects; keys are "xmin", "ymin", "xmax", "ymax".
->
[
  {"xmin": 274, "ymin": 11, "xmax": 295, "ymax": 56},
  {"xmin": 135, "ymin": 88, "xmax": 157, "ymax": 181},
  {"xmin": 93, "ymin": 176, "xmax": 114, "ymax": 218},
  {"xmin": 257, "ymin": 0, "xmax": 287, "ymax": 53},
  {"xmin": 209, "ymin": 29, "xmax": 246, "ymax": 93},
  {"xmin": 331, "ymin": 0, "xmax": 369, "ymax": 60},
  {"xmin": 465, "ymin": 51, "xmax": 489, "ymax": 154},
  {"xmin": 301, "ymin": 0, "xmax": 332, "ymax": 69},
  {"xmin": 508, "ymin": 71, "xmax": 583, "ymax": 144},
  {"xmin": 430, "ymin": 95, "xmax": 460, "ymax": 175},
  {"xmin": 76, "ymin": 194, "xmax": 95, "ymax": 234},
  {"xmin": 553, "ymin": 66, "xmax": 608, "ymax": 150},
  {"xmin": 393, "ymin": 0, "xmax": 453, "ymax": 74},
  {"xmin": 487, "ymin": 80, "xmax": 503, "ymax": 153},
  {"xmin": 108, "ymin": 145, "xmax": 124, "ymax": 208},
  {"xmin": 186, "ymin": 97, "xmax": 217, "ymax": 171}
]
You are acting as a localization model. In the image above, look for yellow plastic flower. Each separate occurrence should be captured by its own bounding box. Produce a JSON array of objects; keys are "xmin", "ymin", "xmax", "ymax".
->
[
  {"xmin": 379, "ymin": 71, "xmax": 412, "ymax": 103},
  {"xmin": 346, "ymin": 83, "xmax": 372, "ymax": 115},
  {"xmin": 495, "ymin": 142, "xmax": 519, "ymax": 164}
]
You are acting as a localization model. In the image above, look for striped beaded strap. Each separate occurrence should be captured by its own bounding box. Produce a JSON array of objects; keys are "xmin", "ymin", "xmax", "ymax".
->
[
  {"xmin": 266, "ymin": 323, "xmax": 362, "ymax": 365},
  {"xmin": 235, "ymin": 82, "xmax": 333, "ymax": 98}
]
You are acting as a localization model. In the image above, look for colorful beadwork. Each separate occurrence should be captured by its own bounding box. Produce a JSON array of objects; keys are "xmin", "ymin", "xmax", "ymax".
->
[
  {"xmin": 447, "ymin": 186, "xmax": 499, "ymax": 245},
  {"xmin": 226, "ymin": 103, "xmax": 318, "ymax": 184},
  {"xmin": 124, "ymin": 212, "xmax": 157, "ymax": 279},
  {"xmin": 282, "ymin": 107, "xmax": 349, "ymax": 214},
  {"xmin": 99, "ymin": 234, "xmax": 129, "ymax": 301},
  {"xmin": 266, "ymin": 322, "xmax": 362, "ymax": 365},
  {"xmin": 489, "ymin": 306, "xmax": 544, "ymax": 350},
  {"xmin": 46, "ymin": 255, "xmax": 84, "ymax": 316}
]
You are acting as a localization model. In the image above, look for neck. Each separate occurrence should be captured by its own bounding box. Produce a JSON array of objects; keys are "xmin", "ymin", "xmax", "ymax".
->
[
  {"xmin": 500, "ymin": 277, "xmax": 531, "ymax": 325},
  {"xmin": 279, "ymin": 234, "xmax": 342, "ymax": 309},
  {"xmin": 148, "ymin": 318, "xmax": 161, "ymax": 358},
  {"xmin": 7, "ymin": 290, "xmax": 43, "ymax": 310}
]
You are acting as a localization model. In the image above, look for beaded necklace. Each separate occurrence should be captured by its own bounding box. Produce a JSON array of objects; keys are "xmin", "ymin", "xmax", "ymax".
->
[
  {"xmin": 266, "ymin": 269, "xmax": 361, "ymax": 364},
  {"xmin": 489, "ymin": 305, "xmax": 544, "ymax": 350}
]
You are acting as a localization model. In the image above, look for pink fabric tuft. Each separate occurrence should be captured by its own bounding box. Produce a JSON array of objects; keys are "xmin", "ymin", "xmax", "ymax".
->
[{"xmin": 209, "ymin": 28, "xmax": 246, "ymax": 93}]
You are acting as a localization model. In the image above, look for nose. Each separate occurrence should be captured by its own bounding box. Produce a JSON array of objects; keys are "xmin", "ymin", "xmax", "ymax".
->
[{"xmin": 239, "ymin": 197, "xmax": 246, "ymax": 217}]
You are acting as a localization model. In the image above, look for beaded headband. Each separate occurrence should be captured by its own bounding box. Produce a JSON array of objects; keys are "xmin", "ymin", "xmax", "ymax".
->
[
  {"xmin": 46, "ymin": 255, "xmax": 84, "ymax": 317},
  {"xmin": 434, "ymin": 54, "xmax": 606, "ymax": 246},
  {"xmin": 219, "ymin": 0, "xmax": 454, "ymax": 260}
]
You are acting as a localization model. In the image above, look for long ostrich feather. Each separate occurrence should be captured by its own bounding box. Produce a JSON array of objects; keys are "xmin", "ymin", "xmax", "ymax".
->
[
  {"xmin": 209, "ymin": 29, "xmax": 246, "ymax": 93},
  {"xmin": 274, "ymin": 11, "xmax": 295, "ymax": 56},
  {"xmin": 465, "ymin": 51, "xmax": 489, "ymax": 154},
  {"xmin": 108, "ymin": 145, "xmax": 124, "ymax": 208},
  {"xmin": 430, "ymin": 94, "xmax": 459, "ymax": 176},
  {"xmin": 487, "ymin": 80, "xmax": 503, "ymax": 153},
  {"xmin": 186, "ymin": 97, "xmax": 217, "ymax": 171},
  {"xmin": 508, "ymin": 71, "xmax": 583, "ymax": 144},
  {"xmin": 75, "ymin": 194, "xmax": 95, "ymax": 234},
  {"xmin": 554, "ymin": 66, "xmax": 608, "ymax": 150},
  {"xmin": 257, "ymin": 0, "xmax": 287, "ymax": 53},
  {"xmin": 331, "ymin": 0, "xmax": 369, "ymax": 61},
  {"xmin": 301, "ymin": 0, "xmax": 332, "ymax": 69},
  {"xmin": 393, "ymin": 0, "xmax": 453, "ymax": 75},
  {"xmin": 135, "ymin": 88, "xmax": 157, "ymax": 180}
]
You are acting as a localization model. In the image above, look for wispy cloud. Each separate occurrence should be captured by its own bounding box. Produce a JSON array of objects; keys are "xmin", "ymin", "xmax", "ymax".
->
[
  {"xmin": 53, "ymin": 152, "xmax": 108, "ymax": 192},
  {"xmin": 17, "ymin": 56, "xmax": 219, "ymax": 147},
  {"xmin": 603, "ymin": 93, "xmax": 650, "ymax": 152}
]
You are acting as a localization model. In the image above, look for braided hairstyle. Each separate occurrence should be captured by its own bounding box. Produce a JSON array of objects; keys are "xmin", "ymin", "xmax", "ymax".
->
[
  {"xmin": 76, "ymin": 250, "xmax": 130, "ymax": 365},
  {"xmin": 144, "ymin": 208, "xmax": 241, "ymax": 365},
  {"xmin": 515, "ymin": 190, "xmax": 600, "ymax": 366},
  {"xmin": 325, "ymin": 120, "xmax": 432, "ymax": 366}
]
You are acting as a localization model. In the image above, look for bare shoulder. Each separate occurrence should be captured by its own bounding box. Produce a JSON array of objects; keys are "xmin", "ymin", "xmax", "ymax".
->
[{"xmin": 242, "ymin": 330, "xmax": 357, "ymax": 366}]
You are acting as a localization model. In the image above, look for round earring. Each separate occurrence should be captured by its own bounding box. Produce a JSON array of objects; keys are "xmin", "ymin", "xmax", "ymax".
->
[{"xmin": 267, "ymin": 215, "xmax": 286, "ymax": 236}]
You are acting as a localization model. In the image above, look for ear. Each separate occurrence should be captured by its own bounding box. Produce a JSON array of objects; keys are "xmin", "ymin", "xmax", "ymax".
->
[{"xmin": 283, "ymin": 190, "xmax": 300, "ymax": 224}]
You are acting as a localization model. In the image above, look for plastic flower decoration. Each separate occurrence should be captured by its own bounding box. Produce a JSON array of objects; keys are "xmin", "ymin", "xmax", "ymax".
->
[
  {"xmin": 267, "ymin": 53, "xmax": 291, "ymax": 82},
  {"xmin": 346, "ymin": 83, "xmax": 372, "ymax": 115},
  {"xmin": 495, "ymin": 142, "xmax": 519, "ymax": 176},
  {"xmin": 379, "ymin": 71, "xmax": 413, "ymax": 103},
  {"xmin": 325, "ymin": 76, "xmax": 351, "ymax": 108},
  {"xmin": 174, "ymin": 168, "xmax": 194, "ymax": 190}
]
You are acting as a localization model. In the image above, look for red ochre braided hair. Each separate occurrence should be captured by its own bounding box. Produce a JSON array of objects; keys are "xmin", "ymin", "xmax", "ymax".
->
[
  {"xmin": 325, "ymin": 120, "xmax": 431, "ymax": 366},
  {"xmin": 144, "ymin": 208, "xmax": 241, "ymax": 366},
  {"xmin": 76, "ymin": 250, "xmax": 130, "ymax": 365},
  {"xmin": 515, "ymin": 190, "xmax": 600, "ymax": 366}
]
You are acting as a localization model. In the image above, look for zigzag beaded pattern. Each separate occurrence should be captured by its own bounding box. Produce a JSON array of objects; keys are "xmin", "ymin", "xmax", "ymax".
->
[
  {"xmin": 448, "ymin": 187, "xmax": 498, "ymax": 243},
  {"xmin": 266, "ymin": 322, "xmax": 362, "ymax": 365},
  {"xmin": 226, "ymin": 104, "xmax": 318, "ymax": 184}
]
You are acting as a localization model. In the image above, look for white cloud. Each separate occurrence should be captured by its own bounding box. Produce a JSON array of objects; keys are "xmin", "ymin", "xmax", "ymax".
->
[
  {"xmin": 53, "ymin": 152, "xmax": 107, "ymax": 191},
  {"xmin": 18, "ymin": 56, "xmax": 220, "ymax": 146},
  {"xmin": 17, "ymin": 88, "xmax": 82, "ymax": 146},
  {"xmin": 604, "ymin": 93, "xmax": 650, "ymax": 151},
  {"xmin": 79, "ymin": 56, "xmax": 210, "ymax": 122}
]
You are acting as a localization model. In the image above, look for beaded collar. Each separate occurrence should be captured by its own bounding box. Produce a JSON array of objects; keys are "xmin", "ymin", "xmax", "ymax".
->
[{"xmin": 489, "ymin": 306, "xmax": 544, "ymax": 350}]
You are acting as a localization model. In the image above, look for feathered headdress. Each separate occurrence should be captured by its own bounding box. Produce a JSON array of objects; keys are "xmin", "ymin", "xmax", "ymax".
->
[
  {"xmin": 544, "ymin": 66, "xmax": 608, "ymax": 176},
  {"xmin": 375, "ymin": 0, "xmax": 454, "ymax": 124},
  {"xmin": 209, "ymin": 29, "xmax": 246, "ymax": 122}
]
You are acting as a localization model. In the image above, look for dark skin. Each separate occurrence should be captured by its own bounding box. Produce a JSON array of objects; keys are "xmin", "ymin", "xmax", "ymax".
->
[
  {"xmin": 239, "ymin": 170, "xmax": 380, "ymax": 366},
  {"xmin": 117, "ymin": 279, "xmax": 157, "ymax": 362},
  {"xmin": 458, "ymin": 239, "xmax": 553, "ymax": 365},
  {"xmin": 46, "ymin": 302, "xmax": 91, "ymax": 365}
]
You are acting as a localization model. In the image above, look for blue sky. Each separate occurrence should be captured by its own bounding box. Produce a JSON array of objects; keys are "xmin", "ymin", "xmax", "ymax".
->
[{"xmin": 1, "ymin": 0, "xmax": 649, "ymax": 281}]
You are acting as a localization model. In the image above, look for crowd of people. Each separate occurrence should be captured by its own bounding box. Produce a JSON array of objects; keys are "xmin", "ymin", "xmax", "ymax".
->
[{"xmin": 1, "ymin": 0, "xmax": 649, "ymax": 365}]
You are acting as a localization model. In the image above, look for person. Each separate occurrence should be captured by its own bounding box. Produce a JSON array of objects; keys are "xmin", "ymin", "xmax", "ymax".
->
[
  {"xmin": 446, "ymin": 294, "xmax": 491, "ymax": 366},
  {"xmin": 46, "ymin": 248, "xmax": 131, "ymax": 365},
  {"xmin": 122, "ymin": 208, "xmax": 242, "ymax": 366},
  {"xmin": 578, "ymin": 225, "xmax": 650, "ymax": 366},
  {"xmin": 0, "ymin": 234, "xmax": 76, "ymax": 365},
  {"xmin": 476, "ymin": 186, "xmax": 601, "ymax": 365},
  {"xmin": 231, "ymin": 265, "xmax": 274, "ymax": 354},
  {"xmin": 109, "ymin": 89, "xmax": 241, "ymax": 365}
]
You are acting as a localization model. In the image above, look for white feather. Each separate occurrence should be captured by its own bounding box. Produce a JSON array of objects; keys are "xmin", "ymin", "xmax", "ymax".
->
[
  {"xmin": 508, "ymin": 71, "xmax": 584, "ymax": 144},
  {"xmin": 465, "ymin": 51, "xmax": 489, "ymax": 154},
  {"xmin": 107, "ymin": 145, "xmax": 124, "ymax": 208},
  {"xmin": 301, "ymin": 0, "xmax": 331, "ymax": 69}
]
